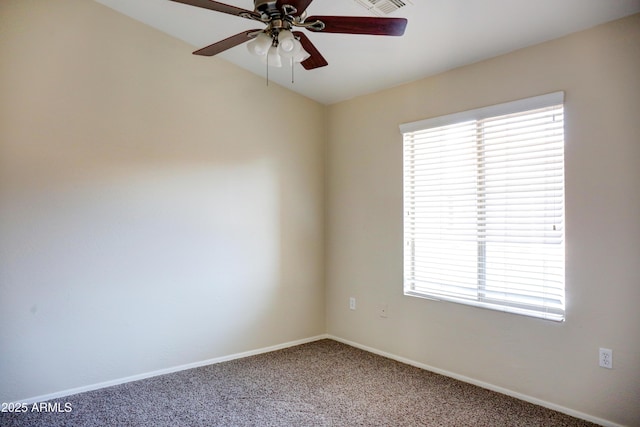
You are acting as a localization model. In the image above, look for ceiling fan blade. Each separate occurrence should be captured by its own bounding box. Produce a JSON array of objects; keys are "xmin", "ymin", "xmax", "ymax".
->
[
  {"xmin": 306, "ymin": 16, "xmax": 407, "ymax": 36},
  {"xmin": 193, "ymin": 30, "xmax": 260, "ymax": 56},
  {"xmin": 293, "ymin": 31, "xmax": 328, "ymax": 70},
  {"xmin": 169, "ymin": 0, "xmax": 259, "ymax": 20},
  {"xmin": 277, "ymin": 0, "xmax": 314, "ymax": 15}
]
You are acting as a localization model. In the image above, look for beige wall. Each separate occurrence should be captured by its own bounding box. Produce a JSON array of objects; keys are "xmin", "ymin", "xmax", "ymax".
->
[
  {"xmin": 0, "ymin": 0, "xmax": 325, "ymax": 402},
  {"xmin": 326, "ymin": 14, "xmax": 640, "ymax": 427},
  {"xmin": 2, "ymin": 0, "xmax": 639, "ymax": 425}
]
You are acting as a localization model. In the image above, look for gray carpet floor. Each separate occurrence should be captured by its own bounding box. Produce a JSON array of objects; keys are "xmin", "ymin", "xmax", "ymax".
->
[{"xmin": 1, "ymin": 339, "xmax": 598, "ymax": 426}]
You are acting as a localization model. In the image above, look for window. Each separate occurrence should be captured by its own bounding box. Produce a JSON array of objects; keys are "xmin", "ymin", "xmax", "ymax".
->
[{"xmin": 401, "ymin": 92, "xmax": 565, "ymax": 321}]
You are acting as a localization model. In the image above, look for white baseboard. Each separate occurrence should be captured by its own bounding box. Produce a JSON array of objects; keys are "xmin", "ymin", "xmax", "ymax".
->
[
  {"xmin": 15, "ymin": 334, "xmax": 329, "ymax": 405},
  {"xmin": 327, "ymin": 335, "xmax": 621, "ymax": 427},
  {"xmin": 14, "ymin": 333, "xmax": 620, "ymax": 427}
]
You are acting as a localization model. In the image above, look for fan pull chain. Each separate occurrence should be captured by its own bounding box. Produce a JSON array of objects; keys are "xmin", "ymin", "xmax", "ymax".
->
[{"xmin": 291, "ymin": 58, "xmax": 295, "ymax": 84}]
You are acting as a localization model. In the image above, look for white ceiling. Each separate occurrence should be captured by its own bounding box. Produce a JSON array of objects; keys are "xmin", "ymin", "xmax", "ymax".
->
[{"xmin": 95, "ymin": 0, "xmax": 640, "ymax": 105}]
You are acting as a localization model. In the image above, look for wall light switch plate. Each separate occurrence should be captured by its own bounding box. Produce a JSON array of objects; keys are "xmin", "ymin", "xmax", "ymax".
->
[{"xmin": 349, "ymin": 297, "xmax": 356, "ymax": 310}]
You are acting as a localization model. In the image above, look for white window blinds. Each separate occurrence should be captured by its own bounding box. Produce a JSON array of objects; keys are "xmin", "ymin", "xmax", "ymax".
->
[{"xmin": 401, "ymin": 92, "xmax": 565, "ymax": 321}]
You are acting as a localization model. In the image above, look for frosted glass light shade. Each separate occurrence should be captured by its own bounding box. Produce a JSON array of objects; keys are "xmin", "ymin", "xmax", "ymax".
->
[
  {"xmin": 293, "ymin": 46, "xmax": 311, "ymax": 63},
  {"xmin": 247, "ymin": 32, "xmax": 272, "ymax": 56},
  {"xmin": 277, "ymin": 30, "xmax": 296, "ymax": 57},
  {"xmin": 264, "ymin": 45, "xmax": 282, "ymax": 67}
]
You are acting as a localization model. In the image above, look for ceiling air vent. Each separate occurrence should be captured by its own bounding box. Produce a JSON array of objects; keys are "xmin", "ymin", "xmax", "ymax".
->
[{"xmin": 352, "ymin": 0, "xmax": 412, "ymax": 16}]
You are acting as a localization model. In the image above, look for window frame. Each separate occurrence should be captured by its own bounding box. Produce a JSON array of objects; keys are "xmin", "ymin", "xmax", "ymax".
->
[{"xmin": 400, "ymin": 92, "xmax": 566, "ymax": 322}]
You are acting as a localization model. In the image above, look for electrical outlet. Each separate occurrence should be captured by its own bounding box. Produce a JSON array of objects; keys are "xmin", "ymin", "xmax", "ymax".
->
[
  {"xmin": 349, "ymin": 297, "xmax": 356, "ymax": 310},
  {"xmin": 599, "ymin": 348, "xmax": 613, "ymax": 369}
]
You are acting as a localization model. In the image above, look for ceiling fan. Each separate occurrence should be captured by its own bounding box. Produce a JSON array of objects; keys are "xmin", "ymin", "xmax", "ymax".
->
[{"xmin": 169, "ymin": 0, "xmax": 408, "ymax": 69}]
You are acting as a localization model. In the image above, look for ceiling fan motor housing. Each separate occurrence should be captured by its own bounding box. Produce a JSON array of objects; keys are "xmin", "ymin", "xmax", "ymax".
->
[
  {"xmin": 254, "ymin": 0, "xmax": 279, "ymax": 15},
  {"xmin": 254, "ymin": 0, "xmax": 301, "ymax": 23}
]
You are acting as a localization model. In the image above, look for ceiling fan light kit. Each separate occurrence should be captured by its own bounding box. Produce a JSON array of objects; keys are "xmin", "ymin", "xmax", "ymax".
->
[
  {"xmin": 169, "ymin": 0, "xmax": 408, "ymax": 71},
  {"xmin": 247, "ymin": 28, "xmax": 311, "ymax": 68}
]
